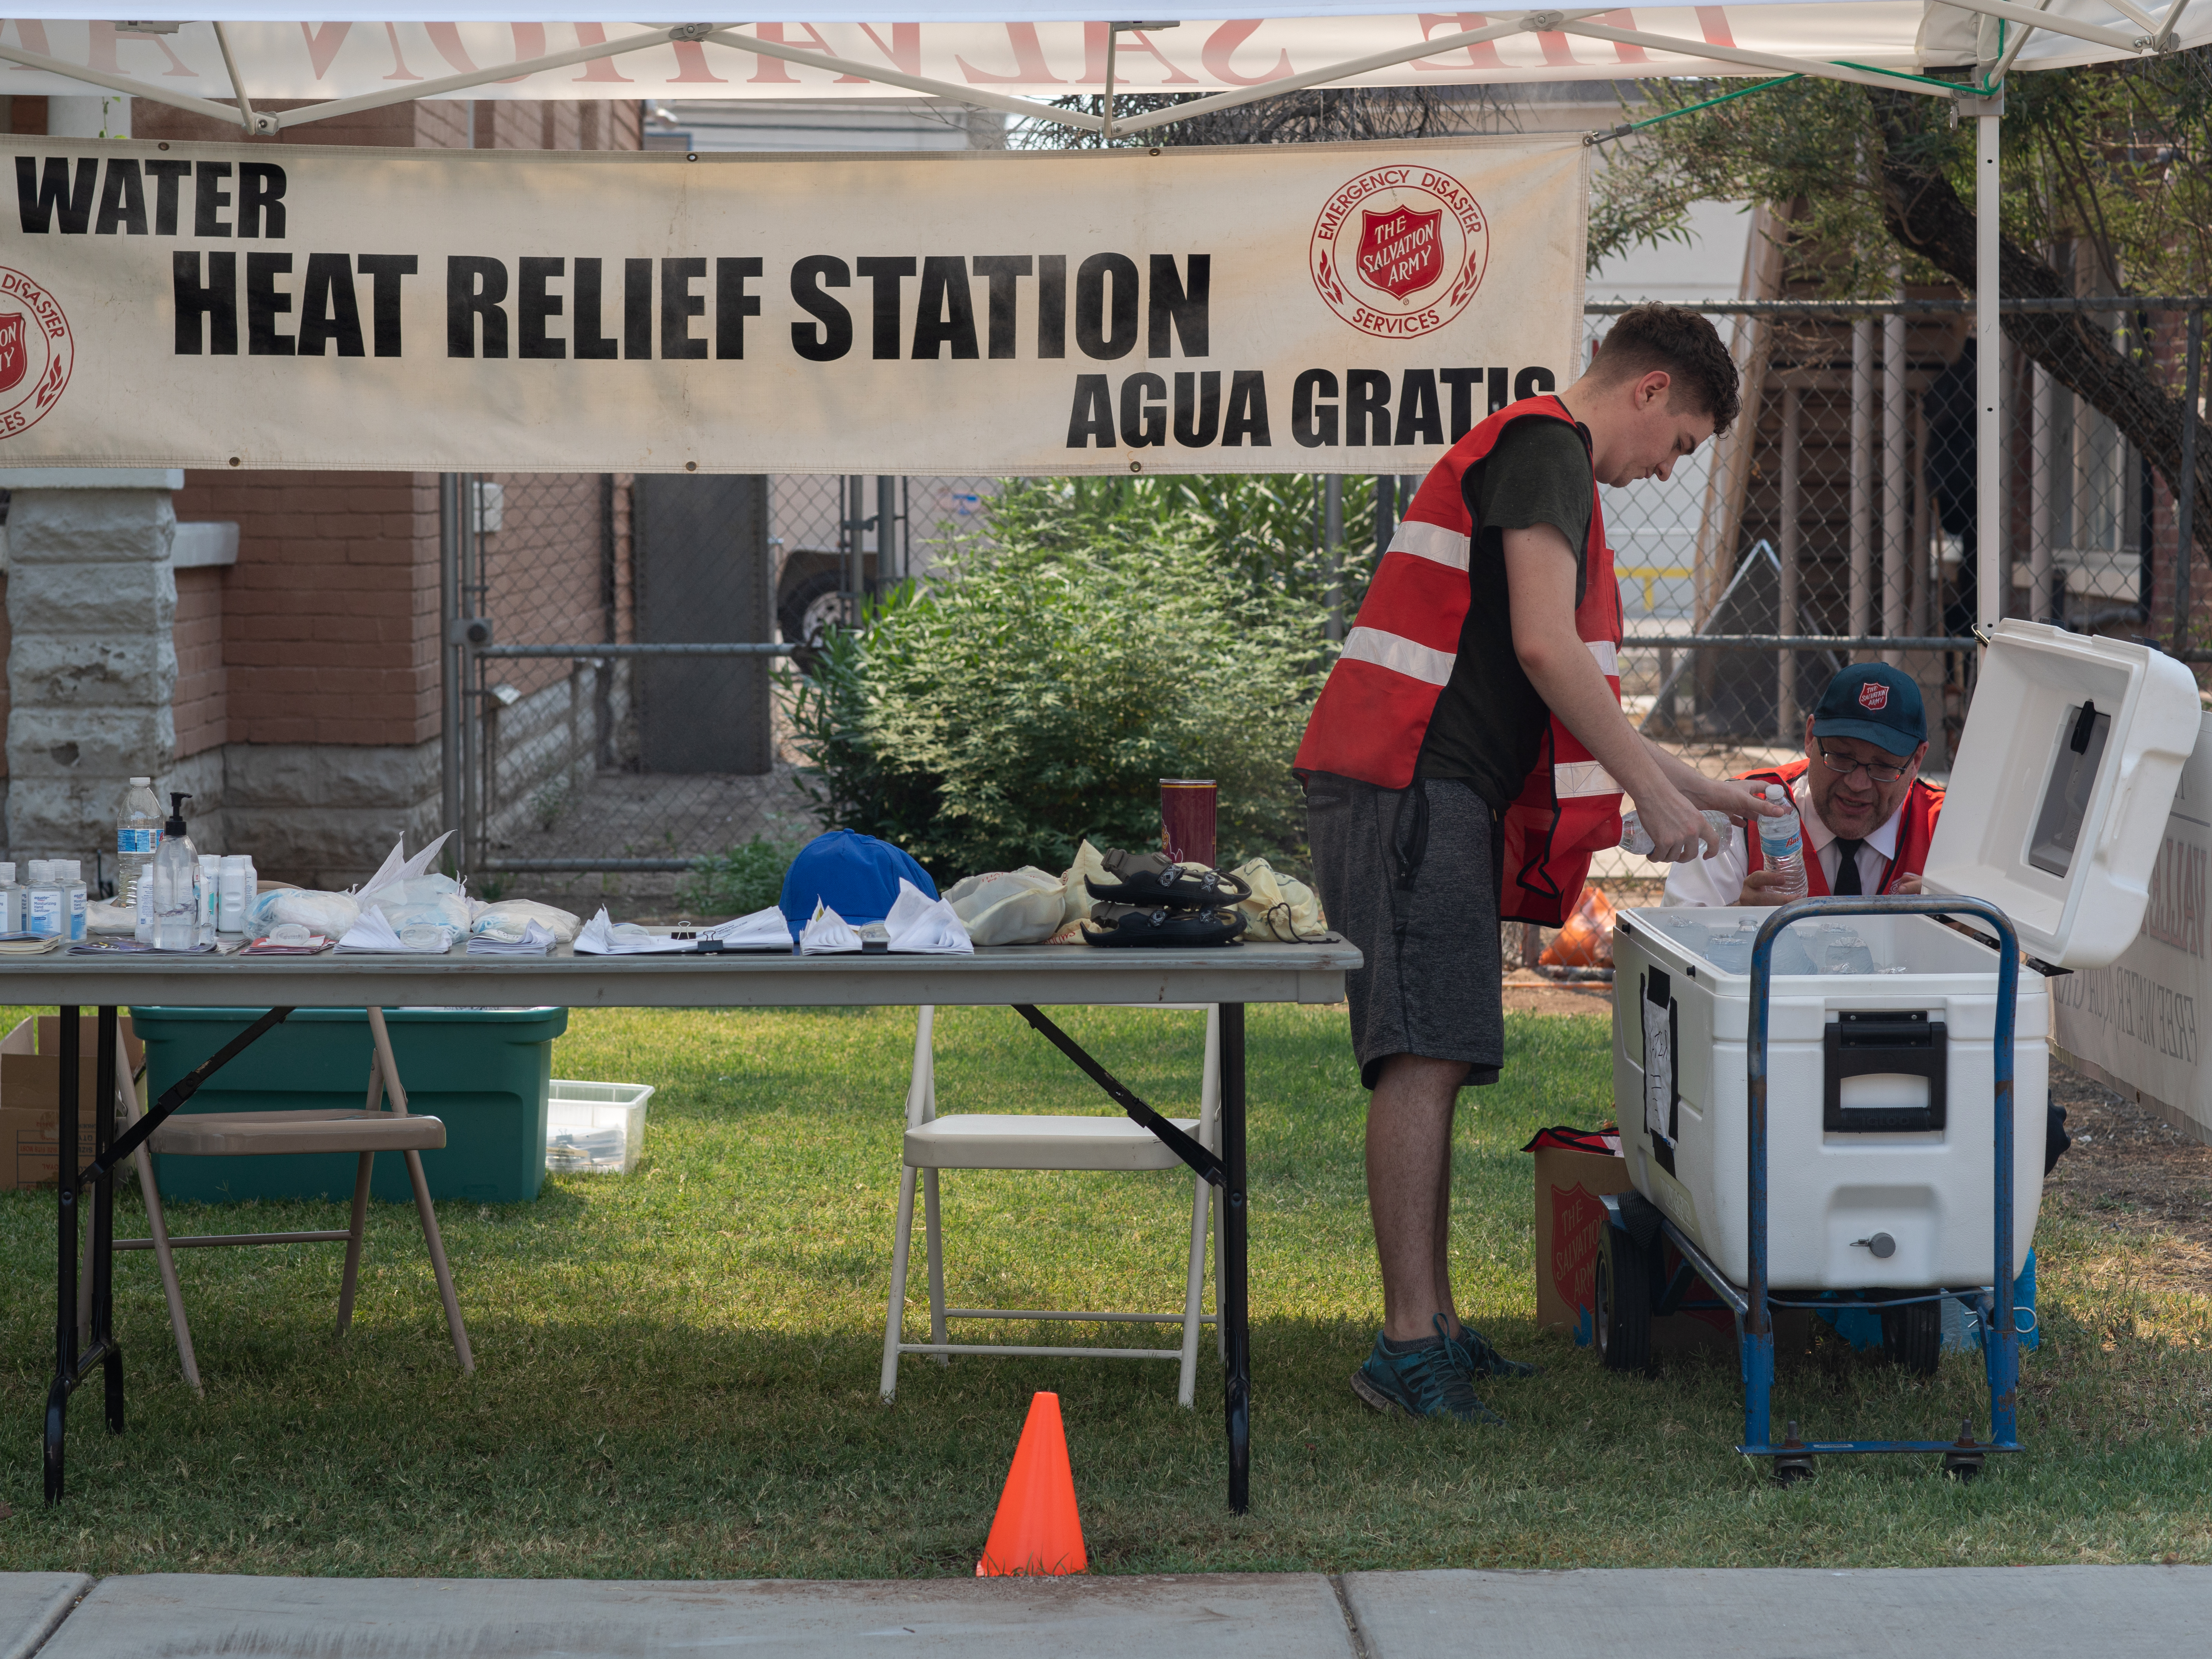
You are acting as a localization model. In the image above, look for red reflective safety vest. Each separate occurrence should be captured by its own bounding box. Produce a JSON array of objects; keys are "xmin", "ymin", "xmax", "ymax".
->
[
  {"xmin": 1738, "ymin": 757, "xmax": 1946, "ymax": 896},
  {"xmin": 1294, "ymin": 396, "xmax": 1624, "ymax": 926}
]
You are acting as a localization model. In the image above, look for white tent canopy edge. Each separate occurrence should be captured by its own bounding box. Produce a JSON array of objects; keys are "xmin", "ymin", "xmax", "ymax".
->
[{"xmin": 8, "ymin": 5, "xmax": 2197, "ymax": 639}]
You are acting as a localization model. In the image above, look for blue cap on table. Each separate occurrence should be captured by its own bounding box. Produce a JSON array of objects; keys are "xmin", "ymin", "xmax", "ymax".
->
[{"xmin": 778, "ymin": 830, "xmax": 938, "ymax": 938}]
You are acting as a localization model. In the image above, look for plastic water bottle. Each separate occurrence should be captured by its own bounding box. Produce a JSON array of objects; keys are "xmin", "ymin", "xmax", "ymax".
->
[
  {"xmin": 218, "ymin": 855, "xmax": 254, "ymax": 936},
  {"xmin": 117, "ymin": 776, "xmax": 162, "ymax": 923},
  {"xmin": 61, "ymin": 860, "xmax": 87, "ymax": 941},
  {"xmin": 25, "ymin": 861, "xmax": 63, "ymax": 939},
  {"xmin": 1757, "ymin": 783, "xmax": 1807, "ymax": 899},
  {"xmin": 0, "ymin": 863, "xmax": 19, "ymax": 934},
  {"xmin": 152, "ymin": 794, "xmax": 201, "ymax": 951},
  {"xmin": 1620, "ymin": 808, "xmax": 1732, "ymax": 861}
]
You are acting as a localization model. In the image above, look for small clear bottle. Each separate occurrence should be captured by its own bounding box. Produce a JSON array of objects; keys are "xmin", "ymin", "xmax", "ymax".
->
[
  {"xmin": 151, "ymin": 795, "xmax": 201, "ymax": 951},
  {"xmin": 1756, "ymin": 783, "xmax": 1808, "ymax": 900},
  {"xmin": 0, "ymin": 862, "xmax": 20, "ymax": 934},
  {"xmin": 197, "ymin": 853, "xmax": 223, "ymax": 945},
  {"xmin": 25, "ymin": 860, "xmax": 63, "ymax": 939},
  {"xmin": 61, "ymin": 860, "xmax": 88, "ymax": 941},
  {"xmin": 1620, "ymin": 808, "xmax": 1732, "ymax": 860}
]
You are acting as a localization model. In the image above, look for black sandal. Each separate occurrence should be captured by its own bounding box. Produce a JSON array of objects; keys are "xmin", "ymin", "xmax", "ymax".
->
[
  {"xmin": 1085, "ymin": 848, "xmax": 1252, "ymax": 908},
  {"xmin": 1079, "ymin": 903, "xmax": 1248, "ymax": 948}
]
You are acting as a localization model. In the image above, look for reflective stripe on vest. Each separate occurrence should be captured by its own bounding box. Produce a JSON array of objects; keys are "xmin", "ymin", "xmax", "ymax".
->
[{"xmin": 1294, "ymin": 396, "xmax": 1620, "ymax": 790}]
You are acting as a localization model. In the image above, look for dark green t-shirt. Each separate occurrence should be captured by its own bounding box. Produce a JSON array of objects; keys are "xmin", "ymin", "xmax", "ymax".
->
[{"xmin": 1413, "ymin": 415, "xmax": 1594, "ymax": 809}]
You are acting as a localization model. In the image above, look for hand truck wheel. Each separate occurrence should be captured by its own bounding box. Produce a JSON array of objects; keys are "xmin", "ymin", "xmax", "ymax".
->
[{"xmin": 1594, "ymin": 1221, "xmax": 1654, "ymax": 1376}]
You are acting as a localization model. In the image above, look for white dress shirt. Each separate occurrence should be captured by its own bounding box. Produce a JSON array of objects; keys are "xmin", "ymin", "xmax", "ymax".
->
[{"xmin": 1662, "ymin": 774, "xmax": 1904, "ymax": 907}]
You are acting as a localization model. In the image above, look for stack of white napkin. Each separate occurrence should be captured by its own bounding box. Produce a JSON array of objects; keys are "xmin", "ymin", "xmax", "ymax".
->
[
  {"xmin": 885, "ymin": 878, "xmax": 973, "ymax": 955},
  {"xmin": 465, "ymin": 921, "xmax": 557, "ymax": 956}
]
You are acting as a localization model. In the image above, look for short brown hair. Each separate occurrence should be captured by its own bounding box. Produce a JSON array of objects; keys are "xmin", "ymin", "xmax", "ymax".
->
[{"xmin": 1591, "ymin": 303, "xmax": 1741, "ymax": 434}]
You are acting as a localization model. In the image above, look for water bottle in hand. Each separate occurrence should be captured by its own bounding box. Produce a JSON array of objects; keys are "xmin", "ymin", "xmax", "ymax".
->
[
  {"xmin": 1620, "ymin": 808, "xmax": 1732, "ymax": 861},
  {"xmin": 1756, "ymin": 783, "xmax": 1807, "ymax": 899}
]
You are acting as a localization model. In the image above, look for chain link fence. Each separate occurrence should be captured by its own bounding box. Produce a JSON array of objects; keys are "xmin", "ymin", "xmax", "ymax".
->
[
  {"xmin": 445, "ymin": 468, "xmax": 997, "ymax": 913},
  {"xmin": 1593, "ymin": 296, "xmax": 2207, "ymax": 781},
  {"xmin": 445, "ymin": 297, "xmax": 2203, "ymax": 913}
]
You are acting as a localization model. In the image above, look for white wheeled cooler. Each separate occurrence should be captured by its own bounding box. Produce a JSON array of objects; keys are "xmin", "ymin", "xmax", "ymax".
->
[{"xmin": 1603, "ymin": 621, "xmax": 2201, "ymax": 1478}]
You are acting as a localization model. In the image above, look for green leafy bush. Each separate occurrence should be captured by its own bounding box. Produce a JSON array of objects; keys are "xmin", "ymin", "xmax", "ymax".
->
[
  {"xmin": 678, "ymin": 834, "xmax": 803, "ymax": 919},
  {"xmin": 783, "ymin": 479, "xmax": 1341, "ymax": 882}
]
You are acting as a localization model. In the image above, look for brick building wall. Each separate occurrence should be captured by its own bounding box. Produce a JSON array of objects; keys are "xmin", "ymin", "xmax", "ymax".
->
[{"xmin": 0, "ymin": 91, "xmax": 641, "ymax": 883}]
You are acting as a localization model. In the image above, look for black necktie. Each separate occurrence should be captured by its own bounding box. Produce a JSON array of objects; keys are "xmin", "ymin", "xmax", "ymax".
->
[{"xmin": 1833, "ymin": 839, "xmax": 1866, "ymax": 896}]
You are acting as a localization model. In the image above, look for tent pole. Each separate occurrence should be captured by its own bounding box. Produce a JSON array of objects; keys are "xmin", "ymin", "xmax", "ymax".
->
[{"xmin": 1976, "ymin": 99, "xmax": 2003, "ymax": 644}]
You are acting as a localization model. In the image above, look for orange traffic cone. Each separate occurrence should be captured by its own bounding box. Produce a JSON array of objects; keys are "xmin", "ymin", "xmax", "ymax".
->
[{"xmin": 976, "ymin": 1392, "xmax": 1087, "ymax": 1577}]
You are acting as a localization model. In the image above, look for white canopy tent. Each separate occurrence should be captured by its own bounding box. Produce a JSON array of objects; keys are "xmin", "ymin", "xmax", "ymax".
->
[{"xmin": 4, "ymin": 4, "xmax": 2202, "ymax": 633}]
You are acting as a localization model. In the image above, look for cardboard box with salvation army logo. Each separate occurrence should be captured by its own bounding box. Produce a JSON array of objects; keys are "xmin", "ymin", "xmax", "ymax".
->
[{"xmin": 1527, "ymin": 1128, "xmax": 1736, "ymax": 1354}]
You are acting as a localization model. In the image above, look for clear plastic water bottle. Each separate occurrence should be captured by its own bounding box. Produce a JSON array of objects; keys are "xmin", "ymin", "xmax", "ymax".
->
[
  {"xmin": 25, "ymin": 861, "xmax": 63, "ymax": 939},
  {"xmin": 1620, "ymin": 808, "xmax": 1732, "ymax": 860},
  {"xmin": 1757, "ymin": 783, "xmax": 1807, "ymax": 899},
  {"xmin": 117, "ymin": 776, "xmax": 163, "ymax": 923},
  {"xmin": 0, "ymin": 862, "xmax": 19, "ymax": 934},
  {"xmin": 61, "ymin": 860, "xmax": 88, "ymax": 941},
  {"xmin": 152, "ymin": 794, "xmax": 202, "ymax": 951}
]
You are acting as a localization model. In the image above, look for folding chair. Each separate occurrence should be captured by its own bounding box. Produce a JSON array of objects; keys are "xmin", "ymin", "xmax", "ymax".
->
[
  {"xmin": 92, "ymin": 1006, "xmax": 474, "ymax": 1387},
  {"xmin": 880, "ymin": 1004, "xmax": 1220, "ymax": 1407}
]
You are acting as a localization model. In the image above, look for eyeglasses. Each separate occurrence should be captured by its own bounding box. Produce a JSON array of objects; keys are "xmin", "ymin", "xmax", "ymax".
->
[{"xmin": 1817, "ymin": 746, "xmax": 1909, "ymax": 785}]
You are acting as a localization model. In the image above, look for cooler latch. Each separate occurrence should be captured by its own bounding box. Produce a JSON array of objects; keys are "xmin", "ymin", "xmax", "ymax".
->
[{"xmin": 1822, "ymin": 1010, "xmax": 1948, "ymax": 1134}]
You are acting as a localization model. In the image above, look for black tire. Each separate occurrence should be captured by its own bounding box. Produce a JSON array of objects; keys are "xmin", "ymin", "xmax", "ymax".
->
[
  {"xmin": 1881, "ymin": 1300, "xmax": 1942, "ymax": 1378},
  {"xmin": 777, "ymin": 570, "xmax": 846, "ymax": 651},
  {"xmin": 1594, "ymin": 1223, "xmax": 1654, "ymax": 1376}
]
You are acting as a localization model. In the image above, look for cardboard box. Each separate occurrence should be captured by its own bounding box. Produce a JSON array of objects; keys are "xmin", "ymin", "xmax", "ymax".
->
[
  {"xmin": 1533, "ymin": 1142, "xmax": 1737, "ymax": 1354},
  {"xmin": 0, "ymin": 1016, "xmax": 144, "ymax": 1190}
]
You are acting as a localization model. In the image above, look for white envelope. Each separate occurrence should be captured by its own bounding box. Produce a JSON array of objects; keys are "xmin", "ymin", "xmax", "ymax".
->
[
  {"xmin": 700, "ymin": 905, "xmax": 795, "ymax": 950},
  {"xmin": 574, "ymin": 907, "xmax": 691, "ymax": 956}
]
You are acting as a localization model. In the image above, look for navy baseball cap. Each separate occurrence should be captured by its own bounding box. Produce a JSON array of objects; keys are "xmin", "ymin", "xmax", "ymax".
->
[
  {"xmin": 779, "ymin": 829, "xmax": 938, "ymax": 938},
  {"xmin": 1812, "ymin": 665, "xmax": 1926, "ymax": 753}
]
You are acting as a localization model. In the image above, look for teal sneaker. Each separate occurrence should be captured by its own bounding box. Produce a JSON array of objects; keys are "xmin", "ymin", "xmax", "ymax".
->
[
  {"xmin": 1444, "ymin": 1320, "xmax": 1539, "ymax": 1381},
  {"xmin": 1351, "ymin": 1330, "xmax": 1505, "ymax": 1425}
]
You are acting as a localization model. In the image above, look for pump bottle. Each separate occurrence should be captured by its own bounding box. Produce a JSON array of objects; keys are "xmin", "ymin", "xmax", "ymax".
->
[{"xmin": 151, "ymin": 795, "xmax": 202, "ymax": 951}]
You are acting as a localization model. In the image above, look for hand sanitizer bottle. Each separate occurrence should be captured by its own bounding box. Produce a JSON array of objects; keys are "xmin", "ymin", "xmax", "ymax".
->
[
  {"xmin": 0, "ymin": 863, "xmax": 20, "ymax": 934},
  {"xmin": 25, "ymin": 861, "xmax": 63, "ymax": 939},
  {"xmin": 1757, "ymin": 783, "xmax": 1808, "ymax": 900},
  {"xmin": 61, "ymin": 860, "xmax": 88, "ymax": 941},
  {"xmin": 152, "ymin": 795, "xmax": 201, "ymax": 951}
]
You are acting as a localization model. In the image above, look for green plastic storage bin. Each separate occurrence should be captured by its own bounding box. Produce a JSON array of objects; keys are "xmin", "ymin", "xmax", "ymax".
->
[{"xmin": 133, "ymin": 1006, "xmax": 568, "ymax": 1205}]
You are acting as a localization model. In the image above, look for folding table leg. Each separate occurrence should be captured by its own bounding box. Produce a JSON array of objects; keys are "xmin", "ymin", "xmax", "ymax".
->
[
  {"xmin": 46, "ymin": 1005, "xmax": 81, "ymax": 1504},
  {"xmin": 93, "ymin": 1008, "xmax": 123, "ymax": 1434},
  {"xmin": 1220, "ymin": 1003, "xmax": 1249, "ymax": 1515}
]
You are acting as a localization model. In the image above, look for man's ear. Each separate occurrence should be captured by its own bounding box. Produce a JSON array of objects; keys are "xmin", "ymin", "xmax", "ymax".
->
[
  {"xmin": 1635, "ymin": 369, "xmax": 1673, "ymax": 410},
  {"xmin": 1910, "ymin": 741, "xmax": 1930, "ymax": 773}
]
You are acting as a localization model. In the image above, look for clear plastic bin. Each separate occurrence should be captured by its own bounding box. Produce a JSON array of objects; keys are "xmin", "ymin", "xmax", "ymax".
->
[{"xmin": 545, "ymin": 1079, "xmax": 654, "ymax": 1175}]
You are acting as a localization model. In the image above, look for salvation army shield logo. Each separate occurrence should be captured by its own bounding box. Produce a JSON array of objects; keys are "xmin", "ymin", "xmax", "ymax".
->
[
  {"xmin": 0, "ymin": 268, "xmax": 74, "ymax": 439},
  {"xmin": 1859, "ymin": 682, "xmax": 1890, "ymax": 711},
  {"xmin": 1357, "ymin": 205, "xmax": 1445, "ymax": 301},
  {"xmin": 1311, "ymin": 166, "xmax": 1487, "ymax": 340},
  {"xmin": 0, "ymin": 314, "xmax": 23, "ymax": 394}
]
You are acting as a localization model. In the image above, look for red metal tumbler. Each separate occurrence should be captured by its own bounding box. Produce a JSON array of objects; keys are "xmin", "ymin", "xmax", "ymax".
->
[{"xmin": 1159, "ymin": 778, "xmax": 1218, "ymax": 868}]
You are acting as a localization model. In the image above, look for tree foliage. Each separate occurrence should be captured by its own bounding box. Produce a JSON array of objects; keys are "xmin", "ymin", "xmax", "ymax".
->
[
  {"xmin": 782, "ymin": 479, "xmax": 1342, "ymax": 881},
  {"xmin": 1589, "ymin": 55, "xmax": 2212, "ymax": 563}
]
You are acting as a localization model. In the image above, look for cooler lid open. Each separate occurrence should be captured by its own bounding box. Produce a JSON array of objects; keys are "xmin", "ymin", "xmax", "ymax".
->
[{"xmin": 1922, "ymin": 620, "xmax": 2201, "ymax": 969}]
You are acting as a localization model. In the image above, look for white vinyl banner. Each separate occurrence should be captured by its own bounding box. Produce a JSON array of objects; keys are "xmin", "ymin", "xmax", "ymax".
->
[{"xmin": 0, "ymin": 134, "xmax": 1586, "ymax": 474}]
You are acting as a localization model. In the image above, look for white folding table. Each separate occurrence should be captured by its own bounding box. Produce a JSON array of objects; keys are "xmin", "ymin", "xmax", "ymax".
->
[{"xmin": 7, "ymin": 941, "xmax": 1356, "ymax": 1513}]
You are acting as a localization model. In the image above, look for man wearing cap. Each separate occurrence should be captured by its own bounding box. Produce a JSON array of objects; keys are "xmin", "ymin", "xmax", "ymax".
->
[{"xmin": 1665, "ymin": 663, "xmax": 1942, "ymax": 907}]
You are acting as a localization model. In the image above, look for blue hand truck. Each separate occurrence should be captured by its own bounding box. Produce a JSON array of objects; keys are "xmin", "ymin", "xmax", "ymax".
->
[{"xmin": 1596, "ymin": 894, "xmax": 2027, "ymax": 1483}]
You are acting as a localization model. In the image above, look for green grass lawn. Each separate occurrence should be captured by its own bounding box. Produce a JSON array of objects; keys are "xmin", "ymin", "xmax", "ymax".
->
[{"xmin": 0, "ymin": 1002, "xmax": 2206, "ymax": 1577}]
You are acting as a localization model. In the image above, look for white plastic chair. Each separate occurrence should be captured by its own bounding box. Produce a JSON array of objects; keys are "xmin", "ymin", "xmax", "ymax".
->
[{"xmin": 880, "ymin": 1004, "xmax": 1221, "ymax": 1408}]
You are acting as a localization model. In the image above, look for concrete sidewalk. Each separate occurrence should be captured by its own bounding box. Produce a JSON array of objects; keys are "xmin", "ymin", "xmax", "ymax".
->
[{"xmin": 3, "ymin": 1566, "xmax": 2207, "ymax": 1656}]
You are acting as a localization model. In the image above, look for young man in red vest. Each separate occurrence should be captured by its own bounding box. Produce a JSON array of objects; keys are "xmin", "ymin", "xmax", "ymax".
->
[
  {"xmin": 1297, "ymin": 305, "xmax": 1783, "ymax": 1424},
  {"xmin": 1665, "ymin": 664, "xmax": 1941, "ymax": 907}
]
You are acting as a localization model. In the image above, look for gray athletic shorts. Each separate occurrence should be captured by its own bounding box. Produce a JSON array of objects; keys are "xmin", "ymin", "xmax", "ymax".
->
[{"xmin": 1305, "ymin": 773, "xmax": 1505, "ymax": 1092}]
